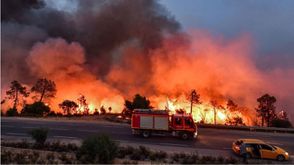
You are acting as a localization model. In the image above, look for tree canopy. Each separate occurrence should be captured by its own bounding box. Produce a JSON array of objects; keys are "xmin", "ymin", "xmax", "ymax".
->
[
  {"xmin": 31, "ymin": 78, "xmax": 57, "ymax": 102},
  {"xmin": 21, "ymin": 102, "xmax": 50, "ymax": 117},
  {"xmin": 59, "ymin": 100, "xmax": 78, "ymax": 115},
  {"xmin": 77, "ymin": 95, "xmax": 89, "ymax": 115},
  {"xmin": 122, "ymin": 94, "xmax": 152, "ymax": 118},
  {"xmin": 256, "ymin": 94, "xmax": 276, "ymax": 127},
  {"xmin": 6, "ymin": 80, "xmax": 29, "ymax": 109},
  {"xmin": 125, "ymin": 94, "xmax": 152, "ymax": 110},
  {"xmin": 226, "ymin": 99, "xmax": 238, "ymax": 112}
]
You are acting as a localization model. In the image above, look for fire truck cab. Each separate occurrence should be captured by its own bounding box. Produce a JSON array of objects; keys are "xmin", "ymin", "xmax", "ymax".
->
[{"xmin": 131, "ymin": 109, "xmax": 198, "ymax": 140}]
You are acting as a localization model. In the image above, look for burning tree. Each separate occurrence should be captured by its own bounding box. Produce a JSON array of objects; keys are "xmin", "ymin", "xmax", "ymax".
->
[
  {"xmin": 31, "ymin": 78, "xmax": 57, "ymax": 102},
  {"xmin": 5, "ymin": 80, "xmax": 29, "ymax": 110},
  {"xmin": 77, "ymin": 95, "xmax": 89, "ymax": 115},
  {"xmin": 256, "ymin": 94, "xmax": 277, "ymax": 127},
  {"xmin": 226, "ymin": 99, "xmax": 238, "ymax": 112},
  {"xmin": 176, "ymin": 108, "xmax": 186, "ymax": 114},
  {"xmin": 21, "ymin": 102, "xmax": 50, "ymax": 117},
  {"xmin": 276, "ymin": 110, "xmax": 289, "ymax": 121},
  {"xmin": 271, "ymin": 111, "xmax": 292, "ymax": 128},
  {"xmin": 189, "ymin": 90, "xmax": 200, "ymax": 114},
  {"xmin": 100, "ymin": 106, "xmax": 106, "ymax": 115},
  {"xmin": 210, "ymin": 100, "xmax": 220, "ymax": 125},
  {"xmin": 122, "ymin": 94, "xmax": 152, "ymax": 118},
  {"xmin": 59, "ymin": 100, "xmax": 79, "ymax": 115},
  {"xmin": 226, "ymin": 116, "xmax": 244, "ymax": 126}
]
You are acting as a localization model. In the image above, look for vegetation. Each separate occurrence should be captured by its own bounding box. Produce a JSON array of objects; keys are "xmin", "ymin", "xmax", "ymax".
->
[
  {"xmin": 2, "ymin": 140, "xmax": 78, "ymax": 153},
  {"xmin": 100, "ymin": 106, "xmax": 106, "ymax": 115},
  {"xmin": 76, "ymin": 135, "xmax": 118, "ymax": 164},
  {"xmin": 256, "ymin": 94, "xmax": 277, "ymax": 127},
  {"xmin": 28, "ymin": 128, "xmax": 49, "ymax": 146},
  {"xmin": 21, "ymin": 102, "xmax": 50, "ymax": 117},
  {"xmin": 5, "ymin": 80, "xmax": 29, "ymax": 110},
  {"xmin": 6, "ymin": 108, "xmax": 19, "ymax": 116},
  {"xmin": 47, "ymin": 111, "xmax": 63, "ymax": 117},
  {"xmin": 1, "ymin": 139, "xmax": 282, "ymax": 164},
  {"xmin": 31, "ymin": 78, "xmax": 57, "ymax": 102},
  {"xmin": 271, "ymin": 118, "xmax": 292, "ymax": 128},
  {"xmin": 226, "ymin": 116, "xmax": 244, "ymax": 126},
  {"xmin": 77, "ymin": 95, "xmax": 89, "ymax": 115},
  {"xmin": 59, "ymin": 100, "xmax": 78, "ymax": 115},
  {"xmin": 189, "ymin": 89, "xmax": 201, "ymax": 114},
  {"xmin": 122, "ymin": 94, "xmax": 152, "ymax": 118},
  {"xmin": 226, "ymin": 99, "xmax": 238, "ymax": 111}
]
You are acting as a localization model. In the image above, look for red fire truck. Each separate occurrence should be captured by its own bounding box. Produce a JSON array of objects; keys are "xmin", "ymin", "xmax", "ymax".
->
[{"xmin": 131, "ymin": 109, "xmax": 198, "ymax": 140}]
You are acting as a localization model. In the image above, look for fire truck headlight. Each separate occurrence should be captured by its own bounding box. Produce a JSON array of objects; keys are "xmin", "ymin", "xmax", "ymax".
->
[{"xmin": 194, "ymin": 131, "xmax": 198, "ymax": 138}]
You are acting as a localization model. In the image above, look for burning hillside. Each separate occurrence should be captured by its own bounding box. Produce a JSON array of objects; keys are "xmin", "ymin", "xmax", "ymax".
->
[{"xmin": 1, "ymin": 0, "xmax": 294, "ymax": 125}]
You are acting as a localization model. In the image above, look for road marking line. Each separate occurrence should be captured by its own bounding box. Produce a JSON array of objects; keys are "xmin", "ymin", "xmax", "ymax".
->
[
  {"xmin": 51, "ymin": 128, "xmax": 69, "ymax": 131},
  {"xmin": 53, "ymin": 136, "xmax": 78, "ymax": 139},
  {"xmin": 22, "ymin": 126, "xmax": 38, "ymax": 129},
  {"xmin": 158, "ymin": 143, "xmax": 188, "ymax": 147},
  {"xmin": 21, "ymin": 126, "xmax": 69, "ymax": 131},
  {"xmin": 101, "ymin": 125, "xmax": 117, "ymax": 127},
  {"xmin": 79, "ymin": 130, "xmax": 97, "ymax": 133},
  {"xmin": 5, "ymin": 132, "xmax": 27, "ymax": 136},
  {"xmin": 1, "ymin": 125, "xmax": 16, "ymax": 128}
]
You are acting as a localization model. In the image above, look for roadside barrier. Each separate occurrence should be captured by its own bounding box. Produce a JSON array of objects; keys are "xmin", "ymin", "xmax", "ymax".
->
[{"xmin": 197, "ymin": 124, "xmax": 294, "ymax": 133}]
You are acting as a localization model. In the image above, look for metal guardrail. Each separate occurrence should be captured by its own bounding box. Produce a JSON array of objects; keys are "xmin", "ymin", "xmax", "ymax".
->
[{"xmin": 197, "ymin": 124, "xmax": 294, "ymax": 133}]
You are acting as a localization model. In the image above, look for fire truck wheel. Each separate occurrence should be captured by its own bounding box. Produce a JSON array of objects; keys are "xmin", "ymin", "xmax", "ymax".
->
[
  {"xmin": 142, "ymin": 131, "xmax": 151, "ymax": 138},
  {"xmin": 181, "ymin": 132, "xmax": 189, "ymax": 140}
]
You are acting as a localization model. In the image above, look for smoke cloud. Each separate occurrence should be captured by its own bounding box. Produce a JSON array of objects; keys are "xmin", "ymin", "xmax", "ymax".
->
[{"xmin": 1, "ymin": 0, "xmax": 293, "ymax": 123}]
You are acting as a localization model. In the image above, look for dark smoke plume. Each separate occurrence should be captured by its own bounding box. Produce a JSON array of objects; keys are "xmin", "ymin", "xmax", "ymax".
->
[
  {"xmin": 2, "ymin": 0, "xmax": 181, "ymax": 78},
  {"xmin": 2, "ymin": 0, "xmax": 293, "ymax": 122},
  {"xmin": 1, "ymin": 0, "xmax": 44, "ymax": 21}
]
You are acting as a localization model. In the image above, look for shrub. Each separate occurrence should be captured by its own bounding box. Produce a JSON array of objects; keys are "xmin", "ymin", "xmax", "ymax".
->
[
  {"xmin": 6, "ymin": 108, "xmax": 18, "ymax": 116},
  {"xmin": 21, "ymin": 102, "xmax": 50, "ymax": 117},
  {"xmin": 1, "ymin": 150, "xmax": 13, "ymax": 164},
  {"xmin": 18, "ymin": 139, "xmax": 29, "ymax": 148},
  {"xmin": 271, "ymin": 118, "xmax": 292, "ymax": 128},
  {"xmin": 122, "ymin": 160, "xmax": 138, "ymax": 164},
  {"xmin": 217, "ymin": 156, "xmax": 224, "ymax": 163},
  {"xmin": 199, "ymin": 155, "xmax": 217, "ymax": 164},
  {"xmin": 128, "ymin": 145, "xmax": 152, "ymax": 161},
  {"xmin": 184, "ymin": 152, "xmax": 199, "ymax": 164},
  {"xmin": 47, "ymin": 111, "xmax": 57, "ymax": 117},
  {"xmin": 125, "ymin": 145, "xmax": 135, "ymax": 155},
  {"xmin": 59, "ymin": 153, "xmax": 73, "ymax": 164},
  {"xmin": 66, "ymin": 143, "xmax": 79, "ymax": 152},
  {"xmin": 129, "ymin": 151, "xmax": 141, "ymax": 160},
  {"xmin": 76, "ymin": 135, "xmax": 118, "ymax": 164},
  {"xmin": 117, "ymin": 147, "xmax": 127, "ymax": 159},
  {"xmin": 14, "ymin": 153, "xmax": 28, "ymax": 164},
  {"xmin": 117, "ymin": 145, "xmax": 136, "ymax": 159},
  {"xmin": 46, "ymin": 152, "xmax": 55, "ymax": 163},
  {"xmin": 138, "ymin": 145, "xmax": 151, "ymax": 159},
  {"xmin": 224, "ymin": 156, "xmax": 238, "ymax": 164},
  {"xmin": 171, "ymin": 153, "xmax": 180, "ymax": 162},
  {"xmin": 28, "ymin": 127, "xmax": 49, "ymax": 146},
  {"xmin": 150, "ymin": 151, "xmax": 167, "ymax": 161}
]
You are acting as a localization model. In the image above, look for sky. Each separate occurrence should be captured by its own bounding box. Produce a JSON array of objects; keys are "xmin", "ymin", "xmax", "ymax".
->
[
  {"xmin": 2, "ymin": 0, "xmax": 294, "ymax": 122},
  {"xmin": 160, "ymin": 0, "xmax": 294, "ymax": 70},
  {"xmin": 47, "ymin": 0, "xmax": 294, "ymax": 69},
  {"xmin": 45, "ymin": 0, "xmax": 294, "ymax": 61}
]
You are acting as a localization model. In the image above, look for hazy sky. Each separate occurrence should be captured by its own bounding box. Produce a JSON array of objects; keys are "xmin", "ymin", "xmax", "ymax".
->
[
  {"xmin": 160, "ymin": 0, "xmax": 294, "ymax": 69},
  {"xmin": 44, "ymin": 0, "xmax": 294, "ymax": 69}
]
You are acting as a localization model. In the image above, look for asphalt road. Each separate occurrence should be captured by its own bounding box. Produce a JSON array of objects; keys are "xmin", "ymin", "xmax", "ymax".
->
[{"xmin": 1, "ymin": 117, "xmax": 294, "ymax": 156}]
